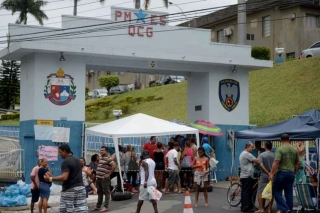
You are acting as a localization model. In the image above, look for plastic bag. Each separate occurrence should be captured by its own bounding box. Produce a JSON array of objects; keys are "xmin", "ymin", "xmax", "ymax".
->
[
  {"xmin": 209, "ymin": 157, "xmax": 219, "ymax": 167},
  {"xmin": 13, "ymin": 195, "xmax": 27, "ymax": 206},
  {"xmin": 19, "ymin": 184, "xmax": 31, "ymax": 197},
  {"xmin": 147, "ymin": 186, "xmax": 162, "ymax": 201},
  {"xmin": 5, "ymin": 184, "xmax": 20, "ymax": 197},
  {"xmin": 17, "ymin": 180, "xmax": 25, "ymax": 186},
  {"xmin": 50, "ymin": 184, "xmax": 62, "ymax": 195},
  {"xmin": 262, "ymin": 181, "xmax": 272, "ymax": 200},
  {"xmin": 1, "ymin": 195, "xmax": 27, "ymax": 207}
]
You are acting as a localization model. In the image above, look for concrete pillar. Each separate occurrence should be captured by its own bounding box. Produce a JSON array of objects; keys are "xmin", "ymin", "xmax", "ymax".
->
[
  {"xmin": 187, "ymin": 67, "xmax": 250, "ymax": 180},
  {"xmin": 20, "ymin": 53, "xmax": 85, "ymax": 182},
  {"xmin": 238, "ymin": 0, "xmax": 247, "ymax": 45}
]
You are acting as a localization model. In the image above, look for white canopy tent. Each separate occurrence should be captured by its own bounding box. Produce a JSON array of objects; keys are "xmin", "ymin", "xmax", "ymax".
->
[{"xmin": 85, "ymin": 113, "xmax": 200, "ymax": 191}]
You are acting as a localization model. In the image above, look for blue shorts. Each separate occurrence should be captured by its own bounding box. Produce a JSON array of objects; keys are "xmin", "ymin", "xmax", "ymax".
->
[{"xmin": 39, "ymin": 182, "xmax": 51, "ymax": 199}]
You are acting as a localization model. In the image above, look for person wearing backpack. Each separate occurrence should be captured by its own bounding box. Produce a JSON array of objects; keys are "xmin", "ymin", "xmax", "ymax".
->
[{"xmin": 125, "ymin": 145, "xmax": 139, "ymax": 193}]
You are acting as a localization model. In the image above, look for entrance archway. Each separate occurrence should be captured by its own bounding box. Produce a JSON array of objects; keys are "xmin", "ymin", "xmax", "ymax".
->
[{"xmin": 0, "ymin": 6, "xmax": 272, "ymax": 181}]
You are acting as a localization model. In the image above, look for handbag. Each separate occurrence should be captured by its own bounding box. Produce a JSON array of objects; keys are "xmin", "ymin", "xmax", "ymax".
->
[
  {"xmin": 181, "ymin": 155, "xmax": 191, "ymax": 168},
  {"xmin": 128, "ymin": 152, "xmax": 139, "ymax": 171}
]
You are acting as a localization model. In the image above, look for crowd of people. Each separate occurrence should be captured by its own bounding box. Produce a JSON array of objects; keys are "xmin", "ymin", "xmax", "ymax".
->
[
  {"xmin": 29, "ymin": 135, "xmax": 219, "ymax": 213},
  {"xmin": 239, "ymin": 134, "xmax": 312, "ymax": 213}
]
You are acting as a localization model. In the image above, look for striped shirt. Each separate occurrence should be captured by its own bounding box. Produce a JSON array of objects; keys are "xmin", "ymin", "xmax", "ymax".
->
[{"xmin": 96, "ymin": 156, "xmax": 114, "ymax": 179}]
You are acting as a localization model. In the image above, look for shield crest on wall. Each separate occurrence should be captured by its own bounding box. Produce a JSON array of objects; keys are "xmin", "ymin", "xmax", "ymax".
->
[{"xmin": 218, "ymin": 79, "xmax": 240, "ymax": 112}]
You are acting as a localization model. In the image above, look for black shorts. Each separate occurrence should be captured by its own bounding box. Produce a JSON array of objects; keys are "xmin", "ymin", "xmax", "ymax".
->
[
  {"xmin": 31, "ymin": 188, "xmax": 40, "ymax": 203},
  {"xmin": 155, "ymin": 162, "xmax": 165, "ymax": 171}
]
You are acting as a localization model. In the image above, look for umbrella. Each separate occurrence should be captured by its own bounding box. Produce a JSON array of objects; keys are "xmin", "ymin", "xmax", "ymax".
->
[{"xmin": 189, "ymin": 120, "xmax": 224, "ymax": 136}]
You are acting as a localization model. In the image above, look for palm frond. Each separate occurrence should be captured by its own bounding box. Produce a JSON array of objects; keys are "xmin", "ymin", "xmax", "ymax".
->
[
  {"xmin": 16, "ymin": 11, "xmax": 27, "ymax": 24},
  {"xmin": 33, "ymin": 0, "xmax": 48, "ymax": 7},
  {"xmin": 163, "ymin": 0, "xmax": 168, "ymax": 8},
  {"xmin": 1, "ymin": 0, "xmax": 15, "ymax": 11},
  {"xmin": 144, "ymin": 0, "xmax": 150, "ymax": 10},
  {"xmin": 29, "ymin": 1, "xmax": 48, "ymax": 25}
]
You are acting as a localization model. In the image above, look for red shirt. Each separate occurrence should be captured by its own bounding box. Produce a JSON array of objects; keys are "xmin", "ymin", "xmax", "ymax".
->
[{"xmin": 143, "ymin": 142, "xmax": 157, "ymax": 160}]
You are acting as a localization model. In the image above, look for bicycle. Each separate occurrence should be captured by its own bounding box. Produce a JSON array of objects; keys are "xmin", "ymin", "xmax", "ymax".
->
[{"xmin": 227, "ymin": 167, "xmax": 269, "ymax": 210}]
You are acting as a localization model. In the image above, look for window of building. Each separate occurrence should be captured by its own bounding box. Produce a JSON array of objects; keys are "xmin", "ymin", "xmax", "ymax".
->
[
  {"xmin": 262, "ymin": 15, "xmax": 271, "ymax": 37},
  {"xmin": 306, "ymin": 14, "xmax": 319, "ymax": 28},
  {"xmin": 217, "ymin": 30, "xmax": 224, "ymax": 43},
  {"xmin": 286, "ymin": 52, "xmax": 295, "ymax": 59},
  {"xmin": 246, "ymin": 34, "xmax": 255, "ymax": 40}
]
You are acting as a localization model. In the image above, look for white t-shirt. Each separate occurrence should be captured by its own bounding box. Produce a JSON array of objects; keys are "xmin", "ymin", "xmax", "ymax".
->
[
  {"xmin": 140, "ymin": 158, "xmax": 157, "ymax": 186},
  {"xmin": 167, "ymin": 149, "xmax": 179, "ymax": 170}
]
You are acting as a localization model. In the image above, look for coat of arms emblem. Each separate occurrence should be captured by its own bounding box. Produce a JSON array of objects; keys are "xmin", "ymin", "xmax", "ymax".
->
[
  {"xmin": 218, "ymin": 79, "xmax": 240, "ymax": 112},
  {"xmin": 44, "ymin": 68, "xmax": 76, "ymax": 106}
]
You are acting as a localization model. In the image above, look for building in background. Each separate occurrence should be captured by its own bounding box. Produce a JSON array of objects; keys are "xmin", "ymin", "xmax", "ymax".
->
[
  {"xmin": 85, "ymin": 71, "xmax": 162, "ymax": 91},
  {"xmin": 180, "ymin": 0, "xmax": 320, "ymax": 60}
]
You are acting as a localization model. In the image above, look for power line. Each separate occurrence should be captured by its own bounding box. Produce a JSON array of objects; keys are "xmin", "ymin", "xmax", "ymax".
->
[
  {"xmin": 0, "ymin": 0, "xmax": 104, "ymax": 16},
  {"xmin": 0, "ymin": 13, "xmax": 309, "ymax": 45},
  {"xmin": 0, "ymin": 0, "xmax": 290, "ymax": 40},
  {"xmin": 0, "ymin": 0, "xmax": 204, "ymax": 31},
  {"xmin": 0, "ymin": 0, "xmax": 133, "ymax": 30},
  {"xmin": 1, "ymin": 0, "xmax": 305, "ymax": 42},
  {"xmin": 0, "ymin": 0, "xmax": 313, "ymax": 44}
]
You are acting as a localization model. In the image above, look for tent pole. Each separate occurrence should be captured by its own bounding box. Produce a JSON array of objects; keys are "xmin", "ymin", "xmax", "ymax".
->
[
  {"xmin": 113, "ymin": 136, "xmax": 124, "ymax": 192},
  {"xmin": 306, "ymin": 140, "xmax": 310, "ymax": 176},
  {"xmin": 195, "ymin": 132, "xmax": 200, "ymax": 148},
  {"xmin": 84, "ymin": 133, "xmax": 88, "ymax": 162}
]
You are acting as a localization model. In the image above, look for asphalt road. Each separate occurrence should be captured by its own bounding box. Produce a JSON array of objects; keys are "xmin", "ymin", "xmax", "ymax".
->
[{"xmin": 89, "ymin": 188, "xmax": 271, "ymax": 213}]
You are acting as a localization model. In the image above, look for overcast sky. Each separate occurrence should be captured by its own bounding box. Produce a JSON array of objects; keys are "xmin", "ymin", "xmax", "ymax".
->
[{"xmin": 0, "ymin": 0, "xmax": 237, "ymax": 49}]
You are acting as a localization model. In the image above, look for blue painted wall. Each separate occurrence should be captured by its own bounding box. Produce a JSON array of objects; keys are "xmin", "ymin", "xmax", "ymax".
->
[
  {"xmin": 211, "ymin": 124, "xmax": 254, "ymax": 181},
  {"xmin": 19, "ymin": 120, "xmax": 83, "ymax": 183}
]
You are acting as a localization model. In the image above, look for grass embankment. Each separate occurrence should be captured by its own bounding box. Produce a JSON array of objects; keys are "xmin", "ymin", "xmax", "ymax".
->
[
  {"xmin": 249, "ymin": 57, "xmax": 320, "ymax": 126},
  {"xmin": 1, "ymin": 57, "xmax": 320, "ymax": 126}
]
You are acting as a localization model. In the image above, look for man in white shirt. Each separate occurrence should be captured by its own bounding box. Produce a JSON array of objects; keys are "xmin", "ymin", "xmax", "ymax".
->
[
  {"xmin": 134, "ymin": 150, "xmax": 158, "ymax": 213},
  {"xmin": 239, "ymin": 142, "xmax": 259, "ymax": 212},
  {"xmin": 164, "ymin": 142, "xmax": 182, "ymax": 194}
]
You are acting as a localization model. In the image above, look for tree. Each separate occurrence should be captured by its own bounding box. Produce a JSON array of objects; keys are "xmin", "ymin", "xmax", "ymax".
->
[
  {"xmin": 0, "ymin": 61, "xmax": 20, "ymax": 109},
  {"xmin": 98, "ymin": 75, "xmax": 119, "ymax": 91},
  {"xmin": 73, "ymin": 0, "xmax": 106, "ymax": 16},
  {"xmin": 133, "ymin": 0, "xmax": 168, "ymax": 10},
  {"xmin": 1, "ymin": 0, "xmax": 48, "ymax": 25}
]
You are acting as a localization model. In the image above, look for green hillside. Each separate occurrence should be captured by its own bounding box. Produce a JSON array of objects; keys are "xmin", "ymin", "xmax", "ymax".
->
[
  {"xmin": 249, "ymin": 57, "xmax": 320, "ymax": 126},
  {"xmin": 1, "ymin": 57, "xmax": 320, "ymax": 126}
]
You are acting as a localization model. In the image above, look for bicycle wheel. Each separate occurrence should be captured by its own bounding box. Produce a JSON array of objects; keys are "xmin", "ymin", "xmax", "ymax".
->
[
  {"xmin": 227, "ymin": 182, "xmax": 242, "ymax": 207},
  {"xmin": 252, "ymin": 187, "xmax": 269, "ymax": 210}
]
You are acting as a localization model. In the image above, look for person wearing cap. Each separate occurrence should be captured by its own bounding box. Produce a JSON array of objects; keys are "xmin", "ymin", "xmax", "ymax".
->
[
  {"xmin": 201, "ymin": 137, "xmax": 214, "ymax": 158},
  {"xmin": 134, "ymin": 150, "xmax": 158, "ymax": 213},
  {"xmin": 44, "ymin": 144, "xmax": 88, "ymax": 213}
]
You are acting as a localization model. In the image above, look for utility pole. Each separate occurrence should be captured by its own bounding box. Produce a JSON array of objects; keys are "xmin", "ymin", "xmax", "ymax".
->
[
  {"xmin": 237, "ymin": 0, "xmax": 246, "ymax": 45},
  {"xmin": 134, "ymin": 1, "xmax": 141, "ymax": 89}
]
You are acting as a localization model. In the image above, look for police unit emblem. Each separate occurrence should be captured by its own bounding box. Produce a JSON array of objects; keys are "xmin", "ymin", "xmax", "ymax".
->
[
  {"xmin": 44, "ymin": 68, "xmax": 76, "ymax": 106},
  {"xmin": 218, "ymin": 79, "xmax": 240, "ymax": 112}
]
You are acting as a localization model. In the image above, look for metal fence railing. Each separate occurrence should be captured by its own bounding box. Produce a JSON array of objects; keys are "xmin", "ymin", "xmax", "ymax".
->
[{"xmin": 0, "ymin": 136, "xmax": 24, "ymax": 182}]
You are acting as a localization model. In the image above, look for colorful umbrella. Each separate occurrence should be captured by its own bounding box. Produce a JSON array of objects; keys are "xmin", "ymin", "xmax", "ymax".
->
[{"xmin": 189, "ymin": 120, "xmax": 224, "ymax": 136}]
